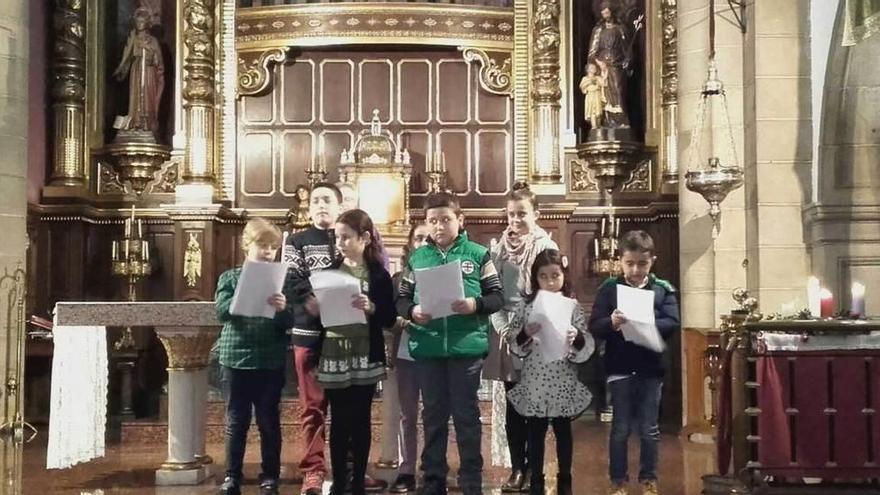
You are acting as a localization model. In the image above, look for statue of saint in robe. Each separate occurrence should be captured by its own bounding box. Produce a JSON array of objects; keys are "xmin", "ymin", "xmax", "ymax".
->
[
  {"xmin": 587, "ymin": 2, "xmax": 632, "ymax": 129},
  {"xmin": 112, "ymin": 8, "xmax": 165, "ymax": 137}
]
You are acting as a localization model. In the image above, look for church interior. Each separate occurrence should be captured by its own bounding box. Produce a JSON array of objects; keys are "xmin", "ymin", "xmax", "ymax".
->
[{"xmin": 1, "ymin": 0, "xmax": 879, "ymax": 494}]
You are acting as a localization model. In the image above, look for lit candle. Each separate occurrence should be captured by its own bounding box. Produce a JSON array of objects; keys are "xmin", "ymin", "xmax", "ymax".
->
[
  {"xmin": 124, "ymin": 239, "xmax": 130, "ymax": 260},
  {"xmin": 852, "ymin": 282, "xmax": 866, "ymax": 317},
  {"xmin": 594, "ymin": 238, "xmax": 599, "ymax": 255},
  {"xmin": 807, "ymin": 276, "xmax": 821, "ymax": 317},
  {"xmin": 820, "ymin": 288, "xmax": 834, "ymax": 318},
  {"xmin": 142, "ymin": 240, "xmax": 149, "ymax": 262}
]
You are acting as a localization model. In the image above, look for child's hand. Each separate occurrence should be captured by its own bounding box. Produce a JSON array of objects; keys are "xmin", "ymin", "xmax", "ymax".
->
[
  {"xmin": 611, "ymin": 309, "xmax": 628, "ymax": 331},
  {"xmin": 352, "ymin": 294, "xmax": 374, "ymax": 315},
  {"xmin": 525, "ymin": 322, "xmax": 542, "ymax": 337},
  {"xmin": 305, "ymin": 295, "xmax": 320, "ymax": 317},
  {"xmin": 412, "ymin": 305, "xmax": 432, "ymax": 325},
  {"xmin": 566, "ymin": 328, "xmax": 578, "ymax": 346},
  {"xmin": 451, "ymin": 298, "xmax": 477, "ymax": 315},
  {"xmin": 267, "ymin": 293, "xmax": 287, "ymax": 311}
]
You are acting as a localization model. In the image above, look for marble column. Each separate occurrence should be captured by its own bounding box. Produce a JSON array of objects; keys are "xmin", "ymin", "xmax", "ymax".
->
[
  {"xmin": 178, "ymin": 0, "xmax": 217, "ymax": 205},
  {"xmin": 0, "ymin": 0, "xmax": 30, "ymax": 436}
]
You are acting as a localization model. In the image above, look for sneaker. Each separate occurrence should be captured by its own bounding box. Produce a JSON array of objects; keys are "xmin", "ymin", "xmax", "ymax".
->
[
  {"xmin": 363, "ymin": 475, "xmax": 388, "ymax": 492},
  {"xmin": 609, "ymin": 482, "xmax": 628, "ymax": 495},
  {"xmin": 260, "ymin": 478, "xmax": 280, "ymax": 495},
  {"xmin": 390, "ymin": 474, "xmax": 417, "ymax": 493},
  {"xmin": 301, "ymin": 471, "xmax": 325, "ymax": 495},
  {"xmin": 219, "ymin": 476, "xmax": 241, "ymax": 495},
  {"xmin": 642, "ymin": 480, "xmax": 659, "ymax": 495}
]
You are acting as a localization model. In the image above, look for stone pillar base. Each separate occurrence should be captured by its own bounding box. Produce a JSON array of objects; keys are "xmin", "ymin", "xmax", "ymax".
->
[{"xmin": 155, "ymin": 465, "xmax": 212, "ymax": 486}]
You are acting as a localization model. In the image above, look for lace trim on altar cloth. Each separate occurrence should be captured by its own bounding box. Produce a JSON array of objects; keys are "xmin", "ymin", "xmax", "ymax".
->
[
  {"xmin": 47, "ymin": 322, "xmax": 108, "ymax": 469},
  {"xmin": 843, "ymin": 0, "xmax": 880, "ymax": 46},
  {"xmin": 490, "ymin": 380, "xmax": 512, "ymax": 468}
]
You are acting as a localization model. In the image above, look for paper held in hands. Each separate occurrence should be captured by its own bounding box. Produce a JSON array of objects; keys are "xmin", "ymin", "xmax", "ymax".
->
[
  {"xmin": 616, "ymin": 284, "xmax": 665, "ymax": 352},
  {"xmin": 528, "ymin": 290, "xmax": 577, "ymax": 363},
  {"xmin": 309, "ymin": 270, "xmax": 367, "ymax": 327},
  {"xmin": 230, "ymin": 260, "xmax": 288, "ymax": 319},
  {"xmin": 413, "ymin": 260, "xmax": 465, "ymax": 319}
]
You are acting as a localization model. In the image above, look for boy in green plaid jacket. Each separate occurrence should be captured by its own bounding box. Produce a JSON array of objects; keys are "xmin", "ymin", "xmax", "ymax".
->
[{"xmin": 215, "ymin": 218, "xmax": 294, "ymax": 495}]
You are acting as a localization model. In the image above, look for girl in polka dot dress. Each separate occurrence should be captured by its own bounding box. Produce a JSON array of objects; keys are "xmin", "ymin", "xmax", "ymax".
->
[{"xmin": 506, "ymin": 249, "xmax": 594, "ymax": 495}]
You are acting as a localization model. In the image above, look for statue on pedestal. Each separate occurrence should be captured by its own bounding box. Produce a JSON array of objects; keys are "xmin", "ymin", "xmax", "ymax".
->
[
  {"xmin": 579, "ymin": 62, "xmax": 606, "ymax": 127},
  {"xmin": 112, "ymin": 7, "xmax": 165, "ymax": 139}
]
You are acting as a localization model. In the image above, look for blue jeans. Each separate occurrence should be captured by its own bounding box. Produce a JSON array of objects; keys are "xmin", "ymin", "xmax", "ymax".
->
[
  {"xmin": 416, "ymin": 357, "xmax": 484, "ymax": 494},
  {"xmin": 608, "ymin": 375, "xmax": 663, "ymax": 484}
]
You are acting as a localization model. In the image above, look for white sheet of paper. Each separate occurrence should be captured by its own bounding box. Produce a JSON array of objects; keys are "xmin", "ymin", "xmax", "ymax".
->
[
  {"xmin": 528, "ymin": 290, "xmax": 576, "ymax": 362},
  {"xmin": 616, "ymin": 284, "xmax": 665, "ymax": 352},
  {"xmin": 397, "ymin": 329, "xmax": 414, "ymax": 361},
  {"xmin": 309, "ymin": 270, "xmax": 367, "ymax": 327},
  {"xmin": 230, "ymin": 260, "xmax": 288, "ymax": 319},
  {"xmin": 413, "ymin": 260, "xmax": 465, "ymax": 319}
]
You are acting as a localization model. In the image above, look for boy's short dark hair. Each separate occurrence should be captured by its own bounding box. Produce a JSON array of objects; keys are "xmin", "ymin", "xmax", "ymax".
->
[
  {"xmin": 424, "ymin": 191, "xmax": 462, "ymax": 215},
  {"xmin": 619, "ymin": 230, "xmax": 655, "ymax": 256},
  {"xmin": 310, "ymin": 182, "xmax": 343, "ymax": 203}
]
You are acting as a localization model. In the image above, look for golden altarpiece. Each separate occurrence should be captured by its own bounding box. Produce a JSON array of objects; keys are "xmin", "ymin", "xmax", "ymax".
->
[{"xmin": 27, "ymin": 0, "xmax": 684, "ymax": 444}]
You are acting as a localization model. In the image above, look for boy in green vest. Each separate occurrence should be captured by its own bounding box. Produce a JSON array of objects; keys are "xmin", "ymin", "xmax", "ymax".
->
[{"xmin": 397, "ymin": 192, "xmax": 504, "ymax": 495}]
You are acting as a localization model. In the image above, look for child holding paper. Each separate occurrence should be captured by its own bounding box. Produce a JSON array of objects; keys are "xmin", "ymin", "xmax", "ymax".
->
[
  {"xmin": 396, "ymin": 191, "xmax": 504, "ymax": 495},
  {"xmin": 215, "ymin": 218, "xmax": 292, "ymax": 495},
  {"xmin": 310, "ymin": 209, "xmax": 397, "ymax": 495},
  {"xmin": 588, "ymin": 230, "xmax": 680, "ymax": 495},
  {"xmin": 506, "ymin": 249, "xmax": 593, "ymax": 495}
]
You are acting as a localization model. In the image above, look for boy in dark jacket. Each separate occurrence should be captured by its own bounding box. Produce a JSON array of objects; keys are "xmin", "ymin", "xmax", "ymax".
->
[
  {"xmin": 588, "ymin": 230, "xmax": 680, "ymax": 495},
  {"xmin": 396, "ymin": 192, "xmax": 504, "ymax": 495}
]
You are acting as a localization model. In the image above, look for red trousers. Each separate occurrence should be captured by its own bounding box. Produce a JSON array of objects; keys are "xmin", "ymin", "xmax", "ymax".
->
[{"xmin": 294, "ymin": 345, "xmax": 327, "ymax": 474}]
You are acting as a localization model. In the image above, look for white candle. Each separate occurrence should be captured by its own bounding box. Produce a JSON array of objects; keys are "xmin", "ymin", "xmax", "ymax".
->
[
  {"xmin": 852, "ymin": 282, "xmax": 866, "ymax": 317},
  {"xmin": 440, "ymin": 152, "xmax": 446, "ymax": 173},
  {"xmin": 601, "ymin": 217, "xmax": 606, "ymax": 237},
  {"xmin": 124, "ymin": 239, "xmax": 130, "ymax": 260},
  {"xmin": 807, "ymin": 276, "xmax": 821, "ymax": 317},
  {"xmin": 142, "ymin": 240, "xmax": 149, "ymax": 262},
  {"xmin": 124, "ymin": 219, "xmax": 131, "ymax": 237},
  {"xmin": 137, "ymin": 219, "xmax": 143, "ymax": 239},
  {"xmin": 112, "ymin": 241, "xmax": 117, "ymax": 261}
]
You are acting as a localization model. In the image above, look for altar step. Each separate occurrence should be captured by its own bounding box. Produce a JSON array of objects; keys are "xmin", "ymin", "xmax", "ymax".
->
[{"xmin": 120, "ymin": 397, "xmax": 493, "ymax": 445}]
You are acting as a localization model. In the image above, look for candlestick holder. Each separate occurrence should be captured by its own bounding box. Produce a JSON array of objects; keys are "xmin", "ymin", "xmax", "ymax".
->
[
  {"xmin": 111, "ymin": 207, "xmax": 152, "ymax": 350},
  {"xmin": 592, "ymin": 213, "xmax": 621, "ymax": 277},
  {"xmin": 426, "ymin": 150, "xmax": 449, "ymax": 193}
]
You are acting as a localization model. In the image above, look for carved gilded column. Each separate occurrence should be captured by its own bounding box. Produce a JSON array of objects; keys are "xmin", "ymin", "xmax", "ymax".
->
[
  {"xmin": 50, "ymin": 0, "xmax": 87, "ymax": 187},
  {"xmin": 661, "ymin": 0, "xmax": 679, "ymax": 183},
  {"xmin": 180, "ymin": 0, "xmax": 216, "ymax": 202},
  {"xmin": 530, "ymin": 0, "xmax": 562, "ymax": 183}
]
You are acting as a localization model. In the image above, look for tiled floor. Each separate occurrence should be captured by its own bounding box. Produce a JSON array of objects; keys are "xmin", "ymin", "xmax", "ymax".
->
[{"xmin": 11, "ymin": 419, "xmax": 716, "ymax": 494}]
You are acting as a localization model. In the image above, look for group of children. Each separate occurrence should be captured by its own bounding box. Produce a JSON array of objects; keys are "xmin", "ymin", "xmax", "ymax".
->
[{"xmin": 215, "ymin": 181, "xmax": 680, "ymax": 495}]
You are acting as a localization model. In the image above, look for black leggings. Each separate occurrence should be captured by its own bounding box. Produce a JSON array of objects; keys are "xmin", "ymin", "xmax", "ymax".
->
[
  {"xmin": 505, "ymin": 381, "xmax": 529, "ymax": 472},
  {"xmin": 326, "ymin": 384, "xmax": 376, "ymax": 495},
  {"xmin": 527, "ymin": 417, "xmax": 573, "ymax": 484}
]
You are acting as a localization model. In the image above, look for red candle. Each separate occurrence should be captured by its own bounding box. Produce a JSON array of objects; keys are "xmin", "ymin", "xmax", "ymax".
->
[{"xmin": 820, "ymin": 288, "xmax": 834, "ymax": 318}]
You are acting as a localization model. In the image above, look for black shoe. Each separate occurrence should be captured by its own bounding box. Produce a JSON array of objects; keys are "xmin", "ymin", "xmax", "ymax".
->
[
  {"xmin": 390, "ymin": 474, "xmax": 417, "ymax": 493},
  {"xmin": 260, "ymin": 478, "xmax": 280, "ymax": 495},
  {"xmin": 363, "ymin": 475, "xmax": 388, "ymax": 493},
  {"xmin": 528, "ymin": 474, "xmax": 544, "ymax": 495},
  {"xmin": 501, "ymin": 470, "xmax": 526, "ymax": 493},
  {"xmin": 556, "ymin": 473, "xmax": 572, "ymax": 495},
  {"xmin": 220, "ymin": 476, "xmax": 242, "ymax": 495},
  {"xmin": 417, "ymin": 477, "xmax": 447, "ymax": 495}
]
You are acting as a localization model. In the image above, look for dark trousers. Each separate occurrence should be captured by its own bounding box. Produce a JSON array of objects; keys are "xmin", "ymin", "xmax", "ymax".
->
[
  {"xmin": 527, "ymin": 417, "xmax": 573, "ymax": 485},
  {"xmin": 416, "ymin": 357, "xmax": 484, "ymax": 494},
  {"xmin": 326, "ymin": 384, "xmax": 376, "ymax": 495},
  {"xmin": 608, "ymin": 376, "xmax": 663, "ymax": 483},
  {"xmin": 294, "ymin": 345, "xmax": 328, "ymax": 475},
  {"xmin": 504, "ymin": 381, "xmax": 529, "ymax": 472},
  {"xmin": 223, "ymin": 366, "xmax": 285, "ymax": 481}
]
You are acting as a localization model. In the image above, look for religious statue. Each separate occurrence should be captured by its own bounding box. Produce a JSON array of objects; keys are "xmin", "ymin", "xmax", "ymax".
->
[
  {"xmin": 587, "ymin": 1, "xmax": 641, "ymax": 129},
  {"xmin": 183, "ymin": 233, "xmax": 201, "ymax": 288},
  {"xmin": 292, "ymin": 185, "xmax": 311, "ymax": 227},
  {"xmin": 112, "ymin": 7, "xmax": 165, "ymax": 137},
  {"xmin": 579, "ymin": 62, "xmax": 607, "ymax": 127}
]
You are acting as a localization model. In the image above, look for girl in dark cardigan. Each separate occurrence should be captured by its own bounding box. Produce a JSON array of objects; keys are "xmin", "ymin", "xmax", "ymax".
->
[{"xmin": 308, "ymin": 208, "xmax": 396, "ymax": 495}]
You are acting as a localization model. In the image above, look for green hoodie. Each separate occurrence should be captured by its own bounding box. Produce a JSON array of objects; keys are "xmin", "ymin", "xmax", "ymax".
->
[{"xmin": 398, "ymin": 232, "xmax": 503, "ymax": 359}]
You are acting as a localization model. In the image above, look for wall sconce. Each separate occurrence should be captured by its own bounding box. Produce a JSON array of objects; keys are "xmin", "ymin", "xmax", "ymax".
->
[{"xmin": 339, "ymin": 109, "xmax": 412, "ymax": 232}]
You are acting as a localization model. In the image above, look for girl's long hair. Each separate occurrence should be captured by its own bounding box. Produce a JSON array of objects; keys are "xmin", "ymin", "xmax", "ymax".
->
[
  {"xmin": 336, "ymin": 209, "xmax": 381, "ymax": 266},
  {"xmin": 524, "ymin": 249, "xmax": 573, "ymax": 303}
]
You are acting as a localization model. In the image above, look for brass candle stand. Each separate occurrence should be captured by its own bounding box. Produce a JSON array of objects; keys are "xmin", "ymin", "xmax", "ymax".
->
[{"xmin": 592, "ymin": 213, "xmax": 621, "ymax": 277}]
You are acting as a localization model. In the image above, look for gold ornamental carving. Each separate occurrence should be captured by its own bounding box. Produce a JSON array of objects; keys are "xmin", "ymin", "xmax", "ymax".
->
[
  {"xmin": 183, "ymin": 0, "xmax": 216, "ymax": 106},
  {"xmin": 570, "ymin": 159, "xmax": 599, "ymax": 193},
  {"xmin": 620, "ymin": 159, "xmax": 652, "ymax": 193},
  {"xmin": 460, "ymin": 48, "xmax": 512, "ymax": 96},
  {"xmin": 660, "ymin": 0, "xmax": 678, "ymax": 106},
  {"xmin": 530, "ymin": 0, "xmax": 562, "ymax": 183},
  {"xmin": 101, "ymin": 142, "xmax": 172, "ymax": 196},
  {"xmin": 50, "ymin": 0, "xmax": 87, "ymax": 187},
  {"xmin": 98, "ymin": 162, "xmax": 125, "ymax": 194},
  {"xmin": 237, "ymin": 48, "xmax": 288, "ymax": 97},
  {"xmin": 156, "ymin": 331, "xmax": 217, "ymax": 370},
  {"xmin": 150, "ymin": 161, "xmax": 181, "ymax": 194},
  {"xmin": 183, "ymin": 232, "xmax": 202, "ymax": 288}
]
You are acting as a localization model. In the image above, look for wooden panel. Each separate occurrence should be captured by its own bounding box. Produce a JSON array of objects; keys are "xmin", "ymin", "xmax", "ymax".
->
[
  {"xmin": 398, "ymin": 60, "xmax": 431, "ymax": 124},
  {"xmin": 240, "ymin": 133, "xmax": 274, "ymax": 195},
  {"xmin": 320, "ymin": 131, "xmax": 353, "ymax": 185},
  {"xmin": 400, "ymin": 130, "xmax": 430, "ymax": 194},
  {"xmin": 281, "ymin": 132, "xmax": 313, "ymax": 195},
  {"xmin": 359, "ymin": 60, "xmax": 392, "ymax": 123},
  {"xmin": 475, "ymin": 130, "xmax": 509, "ymax": 194},
  {"xmin": 282, "ymin": 61, "xmax": 314, "ymax": 124},
  {"xmin": 477, "ymin": 86, "xmax": 510, "ymax": 124},
  {"xmin": 320, "ymin": 60, "xmax": 353, "ymax": 124},
  {"xmin": 438, "ymin": 131, "xmax": 469, "ymax": 194},
  {"xmin": 242, "ymin": 92, "xmax": 274, "ymax": 123},
  {"xmin": 437, "ymin": 59, "xmax": 469, "ymax": 124}
]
